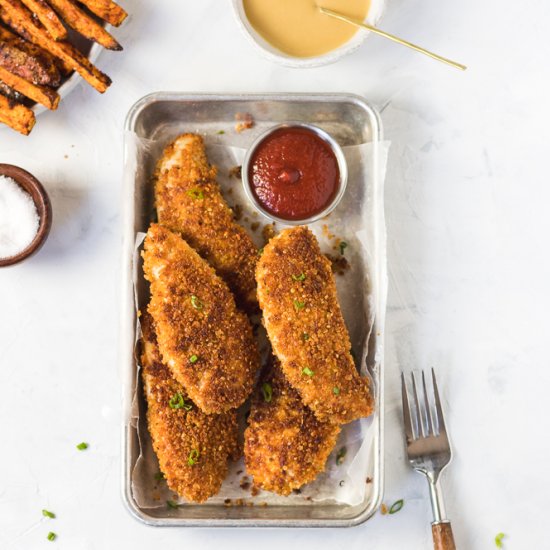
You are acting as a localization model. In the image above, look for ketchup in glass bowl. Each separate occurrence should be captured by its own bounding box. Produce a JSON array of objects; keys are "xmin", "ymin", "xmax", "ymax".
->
[{"xmin": 242, "ymin": 123, "xmax": 347, "ymax": 224}]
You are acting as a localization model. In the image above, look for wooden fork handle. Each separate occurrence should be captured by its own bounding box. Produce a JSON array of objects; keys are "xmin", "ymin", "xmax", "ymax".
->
[{"xmin": 432, "ymin": 521, "xmax": 456, "ymax": 550}]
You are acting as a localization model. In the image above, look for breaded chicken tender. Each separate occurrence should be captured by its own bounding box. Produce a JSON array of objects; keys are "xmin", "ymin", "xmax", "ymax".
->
[
  {"xmin": 256, "ymin": 227, "xmax": 374, "ymax": 425},
  {"xmin": 143, "ymin": 223, "xmax": 260, "ymax": 414},
  {"xmin": 155, "ymin": 133, "xmax": 258, "ymax": 311},
  {"xmin": 244, "ymin": 361, "xmax": 340, "ymax": 495},
  {"xmin": 140, "ymin": 314, "xmax": 239, "ymax": 503}
]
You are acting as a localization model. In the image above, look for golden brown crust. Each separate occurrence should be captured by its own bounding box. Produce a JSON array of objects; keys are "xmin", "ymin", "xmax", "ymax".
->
[
  {"xmin": 154, "ymin": 133, "xmax": 258, "ymax": 312},
  {"xmin": 143, "ymin": 223, "xmax": 260, "ymax": 414},
  {"xmin": 141, "ymin": 314, "xmax": 238, "ymax": 503},
  {"xmin": 244, "ymin": 362, "xmax": 340, "ymax": 495},
  {"xmin": 256, "ymin": 227, "xmax": 374, "ymax": 425}
]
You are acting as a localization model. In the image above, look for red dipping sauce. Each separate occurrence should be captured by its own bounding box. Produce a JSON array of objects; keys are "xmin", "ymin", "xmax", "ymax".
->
[{"xmin": 247, "ymin": 126, "xmax": 341, "ymax": 221}]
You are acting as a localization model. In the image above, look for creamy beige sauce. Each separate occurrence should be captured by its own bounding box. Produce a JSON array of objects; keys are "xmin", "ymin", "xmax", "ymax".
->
[{"xmin": 243, "ymin": 0, "xmax": 371, "ymax": 58}]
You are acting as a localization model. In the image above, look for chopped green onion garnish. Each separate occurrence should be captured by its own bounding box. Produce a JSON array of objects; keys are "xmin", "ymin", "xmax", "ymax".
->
[
  {"xmin": 47, "ymin": 532, "xmax": 56, "ymax": 541},
  {"xmin": 302, "ymin": 332, "xmax": 310, "ymax": 341},
  {"xmin": 167, "ymin": 500, "xmax": 179, "ymax": 509},
  {"xmin": 495, "ymin": 533, "xmax": 505, "ymax": 548},
  {"xmin": 42, "ymin": 509, "xmax": 55, "ymax": 519},
  {"xmin": 339, "ymin": 241, "xmax": 348, "ymax": 255},
  {"xmin": 154, "ymin": 471, "xmax": 165, "ymax": 481},
  {"xmin": 293, "ymin": 300, "xmax": 305, "ymax": 310},
  {"xmin": 169, "ymin": 393, "xmax": 192, "ymax": 411},
  {"xmin": 76, "ymin": 442, "xmax": 88, "ymax": 451},
  {"xmin": 261, "ymin": 382, "xmax": 273, "ymax": 403},
  {"xmin": 302, "ymin": 366, "xmax": 314, "ymax": 377},
  {"xmin": 191, "ymin": 295, "xmax": 203, "ymax": 310},
  {"xmin": 189, "ymin": 354, "xmax": 198, "ymax": 364},
  {"xmin": 292, "ymin": 273, "xmax": 306, "ymax": 281},
  {"xmin": 336, "ymin": 447, "xmax": 346, "ymax": 465},
  {"xmin": 188, "ymin": 449, "xmax": 199, "ymax": 466},
  {"xmin": 333, "ymin": 387, "xmax": 340, "ymax": 395},
  {"xmin": 217, "ymin": 130, "xmax": 225, "ymax": 135},
  {"xmin": 186, "ymin": 188, "xmax": 204, "ymax": 200},
  {"xmin": 389, "ymin": 499, "xmax": 404, "ymax": 514}
]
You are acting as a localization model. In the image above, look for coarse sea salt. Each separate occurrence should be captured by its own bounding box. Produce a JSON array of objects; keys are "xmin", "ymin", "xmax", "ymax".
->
[{"xmin": 0, "ymin": 175, "xmax": 40, "ymax": 260}]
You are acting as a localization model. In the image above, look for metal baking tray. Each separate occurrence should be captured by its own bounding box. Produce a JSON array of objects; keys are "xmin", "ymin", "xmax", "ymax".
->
[{"xmin": 121, "ymin": 93, "xmax": 386, "ymax": 527}]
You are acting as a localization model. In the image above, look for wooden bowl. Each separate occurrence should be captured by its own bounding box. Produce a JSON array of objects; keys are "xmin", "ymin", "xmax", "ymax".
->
[{"xmin": 0, "ymin": 164, "xmax": 52, "ymax": 267}]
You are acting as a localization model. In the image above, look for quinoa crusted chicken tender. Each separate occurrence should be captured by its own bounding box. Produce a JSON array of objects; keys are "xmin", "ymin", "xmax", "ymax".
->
[
  {"xmin": 141, "ymin": 314, "xmax": 239, "ymax": 503},
  {"xmin": 154, "ymin": 133, "xmax": 258, "ymax": 312},
  {"xmin": 256, "ymin": 227, "xmax": 374, "ymax": 425},
  {"xmin": 143, "ymin": 223, "xmax": 260, "ymax": 414},
  {"xmin": 244, "ymin": 362, "xmax": 341, "ymax": 495}
]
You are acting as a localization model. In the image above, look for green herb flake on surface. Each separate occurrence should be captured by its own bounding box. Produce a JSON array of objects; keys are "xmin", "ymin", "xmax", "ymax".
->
[
  {"xmin": 293, "ymin": 300, "xmax": 305, "ymax": 310},
  {"xmin": 302, "ymin": 332, "xmax": 310, "ymax": 341},
  {"xmin": 261, "ymin": 382, "xmax": 273, "ymax": 403},
  {"xmin": 302, "ymin": 366, "xmax": 314, "ymax": 377},
  {"xmin": 333, "ymin": 387, "xmax": 340, "ymax": 395},
  {"xmin": 186, "ymin": 188, "xmax": 204, "ymax": 200},
  {"xmin": 188, "ymin": 449, "xmax": 200, "ymax": 466},
  {"xmin": 389, "ymin": 499, "xmax": 404, "ymax": 514},
  {"xmin": 169, "ymin": 392, "xmax": 192, "ymax": 411},
  {"xmin": 495, "ymin": 533, "xmax": 506, "ymax": 548},
  {"xmin": 191, "ymin": 295, "xmax": 203, "ymax": 310},
  {"xmin": 76, "ymin": 442, "xmax": 88, "ymax": 451},
  {"xmin": 167, "ymin": 500, "xmax": 179, "ymax": 509},
  {"xmin": 339, "ymin": 241, "xmax": 348, "ymax": 255},
  {"xmin": 292, "ymin": 273, "xmax": 306, "ymax": 281},
  {"xmin": 47, "ymin": 532, "xmax": 56, "ymax": 541},
  {"xmin": 336, "ymin": 447, "xmax": 347, "ymax": 465},
  {"xmin": 42, "ymin": 509, "xmax": 55, "ymax": 519},
  {"xmin": 189, "ymin": 354, "xmax": 199, "ymax": 364},
  {"xmin": 217, "ymin": 130, "xmax": 225, "ymax": 135},
  {"xmin": 154, "ymin": 471, "xmax": 165, "ymax": 481}
]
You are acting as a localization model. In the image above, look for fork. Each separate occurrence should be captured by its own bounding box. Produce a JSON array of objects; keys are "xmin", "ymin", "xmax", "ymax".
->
[{"xmin": 401, "ymin": 369, "xmax": 456, "ymax": 550}]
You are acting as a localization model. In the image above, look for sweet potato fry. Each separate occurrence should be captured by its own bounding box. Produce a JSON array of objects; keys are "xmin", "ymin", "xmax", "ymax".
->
[
  {"xmin": 20, "ymin": 0, "xmax": 67, "ymax": 40},
  {"xmin": 75, "ymin": 0, "xmax": 126, "ymax": 26},
  {"xmin": 0, "ymin": 32, "xmax": 61, "ymax": 85},
  {"xmin": 47, "ymin": 0, "xmax": 122, "ymax": 51},
  {"xmin": 0, "ymin": 78, "xmax": 26, "ymax": 102},
  {"xmin": 0, "ymin": 64, "xmax": 59, "ymax": 109},
  {"xmin": 0, "ymin": 93, "xmax": 35, "ymax": 134},
  {"xmin": 0, "ymin": 0, "xmax": 112, "ymax": 92}
]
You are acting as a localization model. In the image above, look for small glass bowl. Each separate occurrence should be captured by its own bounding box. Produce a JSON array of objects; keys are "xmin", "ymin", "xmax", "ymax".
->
[{"xmin": 242, "ymin": 123, "xmax": 348, "ymax": 226}]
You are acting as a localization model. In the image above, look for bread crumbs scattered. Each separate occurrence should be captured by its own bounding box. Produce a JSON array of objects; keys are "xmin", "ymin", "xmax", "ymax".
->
[
  {"xmin": 262, "ymin": 223, "xmax": 276, "ymax": 244},
  {"xmin": 232, "ymin": 204, "xmax": 243, "ymax": 221},
  {"xmin": 366, "ymin": 477, "xmax": 372, "ymax": 484},
  {"xmin": 251, "ymin": 222, "xmax": 260, "ymax": 231},
  {"xmin": 229, "ymin": 165, "xmax": 242, "ymax": 179},
  {"xmin": 240, "ymin": 476, "xmax": 251, "ymax": 490},
  {"xmin": 326, "ymin": 254, "xmax": 350, "ymax": 275},
  {"xmin": 380, "ymin": 503, "xmax": 388, "ymax": 515},
  {"xmin": 251, "ymin": 485, "xmax": 260, "ymax": 497},
  {"xmin": 322, "ymin": 224, "xmax": 335, "ymax": 240},
  {"xmin": 235, "ymin": 112, "xmax": 254, "ymax": 133}
]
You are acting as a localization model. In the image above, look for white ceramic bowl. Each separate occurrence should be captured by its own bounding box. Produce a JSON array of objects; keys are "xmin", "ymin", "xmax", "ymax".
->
[{"xmin": 231, "ymin": 0, "xmax": 385, "ymax": 68}]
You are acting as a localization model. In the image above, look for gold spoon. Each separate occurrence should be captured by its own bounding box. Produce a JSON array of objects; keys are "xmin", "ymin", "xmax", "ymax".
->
[{"xmin": 319, "ymin": 7, "xmax": 467, "ymax": 71}]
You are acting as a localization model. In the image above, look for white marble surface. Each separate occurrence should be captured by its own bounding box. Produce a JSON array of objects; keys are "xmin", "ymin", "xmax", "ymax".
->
[{"xmin": 1, "ymin": 0, "xmax": 549, "ymax": 548}]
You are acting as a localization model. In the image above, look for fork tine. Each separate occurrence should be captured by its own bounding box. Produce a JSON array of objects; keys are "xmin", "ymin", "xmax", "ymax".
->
[
  {"xmin": 422, "ymin": 370, "xmax": 434, "ymax": 435},
  {"xmin": 411, "ymin": 372, "xmax": 425, "ymax": 438},
  {"xmin": 401, "ymin": 372, "xmax": 415, "ymax": 441},
  {"xmin": 431, "ymin": 368, "xmax": 447, "ymax": 435}
]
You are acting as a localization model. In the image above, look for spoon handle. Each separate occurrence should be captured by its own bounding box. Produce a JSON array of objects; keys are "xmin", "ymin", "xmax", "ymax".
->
[{"xmin": 320, "ymin": 8, "xmax": 467, "ymax": 71}]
